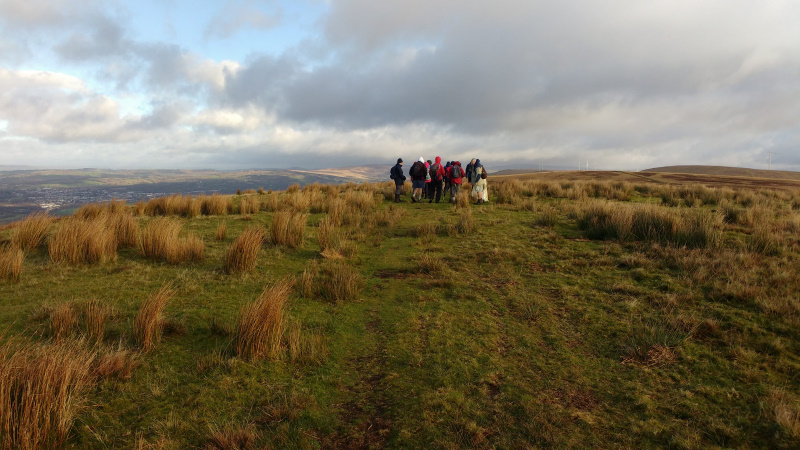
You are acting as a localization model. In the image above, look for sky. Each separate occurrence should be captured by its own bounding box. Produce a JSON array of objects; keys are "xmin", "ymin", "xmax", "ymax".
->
[{"xmin": 0, "ymin": 0, "xmax": 798, "ymax": 171}]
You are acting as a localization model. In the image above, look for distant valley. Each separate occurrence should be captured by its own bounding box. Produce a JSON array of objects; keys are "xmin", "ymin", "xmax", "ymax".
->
[{"xmin": 0, "ymin": 166, "xmax": 387, "ymax": 223}]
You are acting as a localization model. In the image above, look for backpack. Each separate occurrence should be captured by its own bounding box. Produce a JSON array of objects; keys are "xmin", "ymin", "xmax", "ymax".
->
[
  {"xmin": 451, "ymin": 165, "xmax": 462, "ymax": 180},
  {"xmin": 471, "ymin": 166, "xmax": 482, "ymax": 184},
  {"xmin": 390, "ymin": 166, "xmax": 396, "ymax": 180},
  {"xmin": 411, "ymin": 162, "xmax": 424, "ymax": 178},
  {"xmin": 429, "ymin": 163, "xmax": 442, "ymax": 181}
]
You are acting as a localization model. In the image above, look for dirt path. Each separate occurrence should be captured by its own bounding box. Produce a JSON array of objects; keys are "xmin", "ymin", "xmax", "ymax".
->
[{"xmin": 327, "ymin": 310, "xmax": 393, "ymax": 448}]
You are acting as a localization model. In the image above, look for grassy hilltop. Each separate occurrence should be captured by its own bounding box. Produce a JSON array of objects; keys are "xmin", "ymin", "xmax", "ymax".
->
[{"xmin": 1, "ymin": 177, "xmax": 800, "ymax": 448}]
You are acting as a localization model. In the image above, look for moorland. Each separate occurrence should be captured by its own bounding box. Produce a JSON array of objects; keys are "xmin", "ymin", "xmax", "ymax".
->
[{"xmin": 1, "ymin": 171, "xmax": 800, "ymax": 448}]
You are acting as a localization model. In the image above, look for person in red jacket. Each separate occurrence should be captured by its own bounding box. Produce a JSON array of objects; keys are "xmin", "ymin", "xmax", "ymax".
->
[
  {"xmin": 447, "ymin": 160, "xmax": 466, "ymax": 202},
  {"xmin": 428, "ymin": 156, "xmax": 446, "ymax": 203}
]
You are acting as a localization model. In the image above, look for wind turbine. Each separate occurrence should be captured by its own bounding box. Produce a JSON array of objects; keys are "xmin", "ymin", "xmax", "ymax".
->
[{"xmin": 768, "ymin": 152, "xmax": 776, "ymax": 170}]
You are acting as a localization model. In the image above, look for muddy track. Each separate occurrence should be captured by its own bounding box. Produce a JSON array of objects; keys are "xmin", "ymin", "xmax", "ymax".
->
[{"xmin": 327, "ymin": 310, "xmax": 393, "ymax": 449}]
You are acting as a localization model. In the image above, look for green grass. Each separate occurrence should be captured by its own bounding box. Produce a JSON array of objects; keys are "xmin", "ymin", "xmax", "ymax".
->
[{"xmin": 1, "ymin": 182, "xmax": 799, "ymax": 447}]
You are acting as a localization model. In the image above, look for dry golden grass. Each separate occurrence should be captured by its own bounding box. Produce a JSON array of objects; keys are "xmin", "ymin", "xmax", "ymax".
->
[
  {"xmin": 217, "ymin": 222, "xmax": 227, "ymax": 241},
  {"xmin": 50, "ymin": 302, "xmax": 77, "ymax": 342},
  {"xmin": 317, "ymin": 216, "xmax": 340, "ymax": 253},
  {"xmin": 300, "ymin": 261, "xmax": 318, "ymax": 298},
  {"xmin": 454, "ymin": 190, "xmax": 471, "ymax": 209},
  {"xmin": 133, "ymin": 283, "xmax": 176, "ymax": 352},
  {"xmin": 0, "ymin": 245, "xmax": 23, "ymax": 282},
  {"xmin": 206, "ymin": 424, "xmax": 258, "ymax": 450},
  {"xmin": 456, "ymin": 208, "xmax": 475, "ymax": 234},
  {"xmin": 74, "ymin": 203, "xmax": 105, "ymax": 220},
  {"xmin": 285, "ymin": 321, "xmax": 327, "ymax": 364},
  {"xmin": 270, "ymin": 212, "xmax": 307, "ymax": 248},
  {"xmin": 261, "ymin": 192, "xmax": 279, "ymax": 212},
  {"xmin": 11, "ymin": 212, "xmax": 53, "ymax": 251},
  {"xmin": 85, "ymin": 299, "xmax": 111, "ymax": 345},
  {"xmin": 286, "ymin": 192, "xmax": 310, "ymax": 213},
  {"xmin": 199, "ymin": 194, "xmax": 231, "ymax": 216},
  {"xmin": 225, "ymin": 228, "xmax": 265, "ymax": 274},
  {"xmin": 107, "ymin": 210, "xmax": 139, "ymax": 248},
  {"xmin": 92, "ymin": 344, "xmax": 138, "ymax": 380},
  {"xmin": 139, "ymin": 217, "xmax": 203, "ymax": 263},
  {"xmin": 49, "ymin": 217, "xmax": 118, "ymax": 265},
  {"xmin": 0, "ymin": 339, "xmax": 95, "ymax": 450},
  {"xmin": 770, "ymin": 389, "xmax": 800, "ymax": 438},
  {"xmin": 234, "ymin": 278, "xmax": 293, "ymax": 360},
  {"xmin": 239, "ymin": 195, "xmax": 260, "ymax": 215},
  {"xmin": 308, "ymin": 190, "xmax": 326, "ymax": 214}
]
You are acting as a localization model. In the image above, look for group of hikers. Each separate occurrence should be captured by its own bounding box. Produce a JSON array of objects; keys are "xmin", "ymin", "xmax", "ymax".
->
[{"xmin": 390, "ymin": 157, "xmax": 488, "ymax": 204}]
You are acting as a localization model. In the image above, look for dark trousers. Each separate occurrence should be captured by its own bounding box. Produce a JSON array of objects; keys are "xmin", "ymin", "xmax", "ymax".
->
[
  {"xmin": 430, "ymin": 180, "xmax": 443, "ymax": 202},
  {"xmin": 395, "ymin": 181, "xmax": 404, "ymax": 195}
]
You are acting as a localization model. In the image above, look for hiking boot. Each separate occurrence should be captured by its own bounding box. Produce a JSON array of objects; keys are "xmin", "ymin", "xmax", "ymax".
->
[{"xmin": 411, "ymin": 197, "xmax": 417, "ymax": 203}]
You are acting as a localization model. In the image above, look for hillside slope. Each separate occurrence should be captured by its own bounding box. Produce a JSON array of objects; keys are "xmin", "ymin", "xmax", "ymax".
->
[
  {"xmin": 644, "ymin": 165, "xmax": 800, "ymax": 180},
  {"xmin": 1, "ymin": 180, "xmax": 799, "ymax": 448}
]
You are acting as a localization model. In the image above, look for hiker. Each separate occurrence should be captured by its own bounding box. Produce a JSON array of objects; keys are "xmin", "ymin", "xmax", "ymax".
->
[
  {"xmin": 443, "ymin": 161, "xmax": 452, "ymax": 195},
  {"xmin": 470, "ymin": 159, "xmax": 488, "ymax": 204},
  {"xmin": 422, "ymin": 160, "xmax": 431, "ymax": 200},
  {"xmin": 428, "ymin": 156, "xmax": 445, "ymax": 203},
  {"xmin": 465, "ymin": 158, "xmax": 476, "ymax": 187},
  {"xmin": 409, "ymin": 157, "xmax": 427, "ymax": 202},
  {"xmin": 390, "ymin": 158, "xmax": 406, "ymax": 203},
  {"xmin": 447, "ymin": 161, "xmax": 465, "ymax": 202}
]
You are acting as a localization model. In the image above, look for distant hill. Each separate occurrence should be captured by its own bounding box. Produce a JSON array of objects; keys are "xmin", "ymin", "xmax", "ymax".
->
[{"xmin": 643, "ymin": 165, "xmax": 800, "ymax": 181}]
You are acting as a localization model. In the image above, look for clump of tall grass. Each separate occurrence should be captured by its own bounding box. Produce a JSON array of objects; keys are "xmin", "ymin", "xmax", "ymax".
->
[
  {"xmin": 49, "ymin": 216, "xmax": 117, "ymax": 265},
  {"xmin": 133, "ymin": 283, "xmax": 176, "ymax": 352},
  {"xmin": 286, "ymin": 192, "xmax": 310, "ymax": 213},
  {"xmin": 199, "ymin": 194, "xmax": 231, "ymax": 216},
  {"xmin": 11, "ymin": 212, "xmax": 53, "ymax": 251},
  {"xmin": 225, "ymin": 228, "xmax": 265, "ymax": 274},
  {"xmin": 74, "ymin": 203, "xmax": 105, "ymax": 220},
  {"xmin": 106, "ymin": 210, "xmax": 139, "ymax": 248},
  {"xmin": 748, "ymin": 223, "xmax": 784, "ymax": 255},
  {"xmin": 234, "ymin": 278, "xmax": 293, "ymax": 360},
  {"xmin": 534, "ymin": 205, "xmax": 558, "ymax": 227},
  {"xmin": 327, "ymin": 197, "xmax": 346, "ymax": 226},
  {"xmin": 317, "ymin": 216, "xmax": 341, "ymax": 254},
  {"xmin": 0, "ymin": 339, "xmax": 95, "ymax": 450},
  {"xmin": 343, "ymin": 190, "xmax": 376, "ymax": 213},
  {"xmin": 285, "ymin": 321, "xmax": 327, "ymax": 364},
  {"xmin": 0, "ymin": 245, "xmax": 23, "ymax": 282},
  {"xmin": 270, "ymin": 212, "xmax": 307, "ymax": 248},
  {"xmin": 456, "ymin": 208, "xmax": 475, "ymax": 234},
  {"xmin": 454, "ymin": 190, "xmax": 471, "ymax": 209},
  {"xmin": 315, "ymin": 261, "xmax": 363, "ymax": 303},
  {"xmin": 217, "ymin": 222, "xmax": 227, "ymax": 240},
  {"xmin": 85, "ymin": 299, "xmax": 112, "ymax": 345},
  {"xmin": 577, "ymin": 201, "xmax": 721, "ymax": 248},
  {"xmin": 50, "ymin": 302, "xmax": 77, "ymax": 342},
  {"xmin": 139, "ymin": 217, "xmax": 204, "ymax": 263},
  {"xmin": 239, "ymin": 195, "xmax": 260, "ymax": 215},
  {"xmin": 300, "ymin": 261, "xmax": 318, "ymax": 298},
  {"xmin": 307, "ymin": 190, "xmax": 326, "ymax": 214},
  {"xmin": 621, "ymin": 317, "xmax": 688, "ymax": 367}
]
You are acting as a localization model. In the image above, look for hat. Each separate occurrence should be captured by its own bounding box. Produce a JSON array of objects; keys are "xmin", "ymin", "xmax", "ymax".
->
[
  {"xmin": 419, "ymin": 157, "xmax": 425, "ymax": 163},
  {"xmin": 397, "ymin": 158, "xmax": 403, "ymax": 163}
]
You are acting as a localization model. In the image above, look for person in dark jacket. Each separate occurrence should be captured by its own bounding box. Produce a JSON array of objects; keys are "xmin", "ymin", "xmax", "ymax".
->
[
  {"xmin": 447, "ymin": 161, "xmax": 465, "ymax": 202},
  {"xmin": 390, "ymin": 158, "xmax": 406, "ymax": 203},
  {"xmin": 409, "ymin": 157, "xmax": 427, "ymax": 202},
  {"xmin": 443, "ymin": 161, "xmax": 452, "ymax": 196},
  {"xmin": 465, "ymin": 158, "xmax": 476, "ymax": 186},
  {"xmin": 427, "ymin": 156, "xmax": 446, "ymax": 203}
]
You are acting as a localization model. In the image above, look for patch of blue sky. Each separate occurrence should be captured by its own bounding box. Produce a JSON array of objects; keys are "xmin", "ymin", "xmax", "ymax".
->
[{"xmin": 129, "ymin": 0, "xmax": 328, "ymax": 63}]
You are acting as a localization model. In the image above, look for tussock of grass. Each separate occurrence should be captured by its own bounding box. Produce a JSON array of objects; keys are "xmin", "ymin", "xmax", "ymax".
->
[
  {"xmin": 315, "ymin": 261, "xmax": 362, "ymax": 303},
  {"xmin": 85, "ymin": 299, "xmax": 111, "ymax": 345},
  {"xmin": 11, "ymin": 212, "xmax": 53, "ymax": 251},
  {"xmin": 199, "ymin": 194, "xmax": 231, "ymax": 216},
  {"xmin": 50, "ymin": 302, "xmax": 77, "ymax": 342},
  {"xmin": 225, "ymin": 227, "xmax": 265, "ymax": 274},
  {"xmin": 234, "ymin": 278, "xmax": 293, "ymax": 360},
  {"xmin": 0, "ymin": 339, "xmax": 95, "ymax": 450},
  {"xmin": 139, "ymin": 217, "xmax": 204, "ymax": 264},
  {"xmin": 0, "ymin": 245, "xmax": 23, "ymax": 282},
  {"xmin": 216, "ymin": 222, "xmax": 227, "ymax": 241},
  {"xmin": 239, "ymin": 195, "xmax": 260, "ymax": 215},
  {"xmin": 270, "ymin": 212, "xmax": 307, "ymax": 248},
  {"xmin": 206, "ymin": 424, "xmax": 258, "ymax": 450},
  {"xmin": 133, "ymin": 283, "xmax": 176, "ymax": 352},
  {"xmin": 49, "ymin": 216, "xmax": 118, "ymax": 265}
]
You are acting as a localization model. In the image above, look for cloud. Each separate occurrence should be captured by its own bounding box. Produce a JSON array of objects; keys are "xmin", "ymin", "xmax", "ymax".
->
[{"xmin": 204, "ymin": 0, "xmax": 282, "ymax": 40}]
